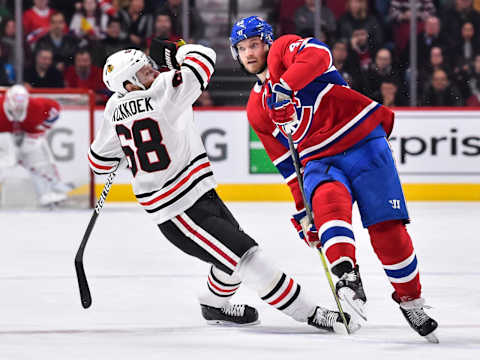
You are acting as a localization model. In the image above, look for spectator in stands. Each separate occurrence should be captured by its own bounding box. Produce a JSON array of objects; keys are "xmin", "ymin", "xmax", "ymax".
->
[
  {"xmin": 277, "ymin": 0, "xmax": 305, "ymax": 35},
  {"xmin": 372, "ymin": 78, "xmax": 408, "ymax": 107},
  {"xmin": 363, "ymin": 48, "xmax": 402, "ymax": 98},
  {"xmin": 0, "ymin": 45, "xmax": 12, "ymax": 85},
  {"xmin": 421, "ymin": 68, "xmax": 464, "ymax": 106},
  {"xmin": 93, "ymin": 18, "xmax": 133, "ymax": 67},
  {"xmin": 156, "ymin": 0, "xmax": 206, "ymax": 43},
  {"xmin": 36, "ymin": 13, "xmax": 78, "ymax": 73},
  {"xmin": 441, "ymin": 0, "xmax": 480, "ymax": 49},
  {"xmin": 337, "ymin": 0, "xmax": 384, "ymax": 51},
  {"xmin": 23, "ymin": 0, "xmax": 57, "ymax": 48},
  {"xmin": 327, "ymin": 0, "xmax": 348, "ymax": 19},
  {"xmin": 117, "ymin": 0, "xmax": 153, "ymax": 48},
  {"xmin": 64, "ymin": 48, "xmax": 108, "ymax": 104},
  {"xmin": 0, "ymin": 4, "xmax": 10, "ymax": 25},
  {"xmin": 415, "ymin": 46, "xmax": 450, "ymax": 93},
  {"xmin": 347, "ymin": 26, "xmax": 375, "ymax": 71},
  {"xmin": 452, "ymin": 22, "xmax": 479, "ymax": 71},
  {"xmin": 194, "ymin": 91, "xmax": 214, "ymax": 107},
  {"xmin": 24, "ymin": 47, "xmax": 64, "ymax": 88},
  {"xmin": 70, "ymin": 0, "xmax": 109, "ymax": 42},
  {"xmin": 403, "ymin": 16, "xmax": 445, "ymax": 68},
  {"xmin": 389, "ymin": 0, "xmax": 436, "ymax": 55},
  {"xmin": 331, "ymin": 39, "xmax": 359, "ymax": 88},
  {"xmin": 0, "ymin": 19, "xmax": 16, "ymax": 68},
  {"xmin": 294, "ymin": 0, "xmax": 337, "ymax": 38},
  {"xmin": 147, "ymin": 11, "xmax": 181, "ymax": 48},
  {"xmin": 465, "ymin": 53, "xmax": 480, "ymax": 105}
]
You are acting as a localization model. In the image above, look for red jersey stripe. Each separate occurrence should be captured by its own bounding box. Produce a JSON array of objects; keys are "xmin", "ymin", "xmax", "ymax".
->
[
  {"xmin": 88, "ymin": 155, "xmax": 113, "ymax": 170},
  {"xmin": 185, "ymin": 56, "xmax": 211, "ymax": 80},
  {"xmin": 139, "ymin": 162, "xmax": 211, "ymax": 206}
]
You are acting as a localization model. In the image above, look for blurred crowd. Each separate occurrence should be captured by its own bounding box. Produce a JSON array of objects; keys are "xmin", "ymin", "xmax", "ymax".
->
[
  {"xmin": 273, "ymin": 0, "xmax": 480, "ymax": 107},
  {"xmin": 0, "ymin": 0, "xmax": 480, "ymax": 107}
]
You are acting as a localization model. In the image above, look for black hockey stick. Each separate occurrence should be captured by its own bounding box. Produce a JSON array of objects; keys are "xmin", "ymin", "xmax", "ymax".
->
[
  {"xmin": 74, "ymin": 171, "xmax": 116, "ymax": 308},
  {"xmin": 285, "ymin": 132, "xmax": 351, "ymax": 334}
]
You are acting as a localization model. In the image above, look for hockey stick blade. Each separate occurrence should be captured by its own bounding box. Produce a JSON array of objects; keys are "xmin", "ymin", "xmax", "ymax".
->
[
  {"xmin": 74, "ymin": 172, "xmax": 116, "ymax": 309},
  {"xmin": 75, "ymin": 257, "xmax": 92, "ymax": 308}
]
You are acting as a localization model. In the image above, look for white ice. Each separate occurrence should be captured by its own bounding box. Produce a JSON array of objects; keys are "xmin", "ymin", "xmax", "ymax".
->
[{"xmin": 0, "ymin": 201, "xmax": 479, "ymax": 359}]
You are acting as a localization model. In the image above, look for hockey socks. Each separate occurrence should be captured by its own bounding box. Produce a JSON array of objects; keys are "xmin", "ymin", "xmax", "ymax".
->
[
  {"xmin": 236, "ymin": 247, "xmax": 317, "ymax": 322},
  {"xmin": 312, "ymin": 181, "xmax": 357, "ymax": 277},
  {"xmin": 368, "ymin": 220, "xmax": 421, "ymax": 301},
  {"xmin": 198, "ymin": 265, "xmax": 241, "ymax": 308}
]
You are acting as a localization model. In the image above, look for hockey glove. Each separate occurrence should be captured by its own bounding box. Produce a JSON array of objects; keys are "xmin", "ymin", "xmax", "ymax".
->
[
  {"xmin": 149, "ymin": 38, "xmax": 186, "ymax": 70},
  {"xmin": 267, "ymin": 80, "xmax": 299, "ymax": 132},
  {"xmin": 291, "ymin": 209, "xmax": 320, "ymax": 248}
]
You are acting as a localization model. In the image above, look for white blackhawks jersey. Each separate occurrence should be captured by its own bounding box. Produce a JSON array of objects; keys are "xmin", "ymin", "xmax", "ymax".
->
[{"xmin": 88, "ymin": 45, "xmax": 216, "ymax": 224}]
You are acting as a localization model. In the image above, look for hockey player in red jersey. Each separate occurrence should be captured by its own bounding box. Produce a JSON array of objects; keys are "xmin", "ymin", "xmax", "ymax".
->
[
  {"xmin": 0, "ymin": 84, "xmax": 69, "ymax": 206},
  {"xmin": 230, "ymin": 16, "xmax": 438, "ymax": 342},
  {"xmin": 88, "ymin": 41, "xmax": 360, "ymax": 332}
]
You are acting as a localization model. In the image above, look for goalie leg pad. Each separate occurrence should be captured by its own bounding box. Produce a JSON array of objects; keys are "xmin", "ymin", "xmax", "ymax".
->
[
  {"xmin": 18, "ymin": 136, "xmax": 64, "ymax": 200},
  {"xmin": 368, "ymin": 220, "xmax": 421, "ymax": 301},
  {"xmin": 312, "ymin": 181, "xmax": 356, "ymax": 277}
]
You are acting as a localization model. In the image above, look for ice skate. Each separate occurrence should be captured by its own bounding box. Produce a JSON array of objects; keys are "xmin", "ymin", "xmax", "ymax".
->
[
  {"xmin": 200, "ymin": 303, "xmax": 259, "ymax": 326},
  {"xmin": 307, "ymin": 306, "xmax": 360, "ymax": 334},
  {"xmin": 336, "ymin": 265, "xmax": 367, "ymax": 321},
  {"xmin": 39, "ymin": 191, "xmax": 67, "ymax": 207},
  {"xmin": 392, "ymin": 292, "xmax": 439, "ymax": 343}
]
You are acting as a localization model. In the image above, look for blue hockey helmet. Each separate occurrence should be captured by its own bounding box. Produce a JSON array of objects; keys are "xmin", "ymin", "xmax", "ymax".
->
[{"xmin": 230, "ymin": 16, "xmax": 274, "ymax": 59}]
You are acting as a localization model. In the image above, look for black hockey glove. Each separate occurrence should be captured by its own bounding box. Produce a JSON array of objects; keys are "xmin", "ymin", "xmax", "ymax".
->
[{"xmin": 150, "ymin": 38, "xmax": 186, "ymax": 70}]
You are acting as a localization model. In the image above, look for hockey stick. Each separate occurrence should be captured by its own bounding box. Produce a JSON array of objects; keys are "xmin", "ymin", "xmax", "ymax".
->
[
  {"xmin": 285, "ymin": 132, "xmax": 351, "ymax": 334},
  {"xmin": 74, "ymin": 171, "xmax": 116, "ymax": 308}
]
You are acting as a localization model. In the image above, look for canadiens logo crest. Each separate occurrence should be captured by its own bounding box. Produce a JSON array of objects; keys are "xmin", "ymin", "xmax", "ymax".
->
[{"xmin": 264, "ymin": 81, "xmax": 314, "ymax": 144}]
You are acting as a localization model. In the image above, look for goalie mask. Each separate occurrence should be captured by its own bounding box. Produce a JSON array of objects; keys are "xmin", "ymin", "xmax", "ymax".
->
[
  {"xmin": 103, "ymin": 49, "xmax": 158, "ymax": 95},
  {"xmin": 4, "ymin": 84, "xmax": 29, "ymax": 122}
]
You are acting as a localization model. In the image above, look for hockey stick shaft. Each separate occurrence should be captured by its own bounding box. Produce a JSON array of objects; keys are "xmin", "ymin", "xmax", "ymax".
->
[
  {"xmin": 285, "ymin": 132, "xmax": 351, "ymax": 334},
  {"xmin": 74, "ymin": 171, "xmax": 116, "ymax": 309}
]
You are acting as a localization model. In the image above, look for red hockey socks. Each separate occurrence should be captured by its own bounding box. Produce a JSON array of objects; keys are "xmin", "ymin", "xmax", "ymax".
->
[
  {"xmin": 312, "ymin": 181, "xmax": 356, "ymax": 277},
  {"xmin": 368, "ymin": 220, "xmax": 421, "ymax": 301}
]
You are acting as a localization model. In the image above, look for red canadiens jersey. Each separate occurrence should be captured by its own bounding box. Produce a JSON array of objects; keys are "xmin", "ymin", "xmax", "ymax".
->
[
  {"xmin": 0, "ymin": 97, "xmax": 60, "ymax": 135},
  {"xmin": 247, "ymin": 35, "xmax": 395, "ymax": 210}
]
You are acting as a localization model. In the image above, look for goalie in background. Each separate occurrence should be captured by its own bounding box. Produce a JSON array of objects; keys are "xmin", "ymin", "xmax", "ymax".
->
[{"xmin": 0, "ymin": 84, "xmax": 70, "ymax": 207}]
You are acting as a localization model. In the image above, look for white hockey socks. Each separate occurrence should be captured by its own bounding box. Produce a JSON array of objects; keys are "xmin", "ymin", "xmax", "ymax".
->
[
  {"xmin": 236, "ymin": 247, "xmax": 316, "ymax": 322},
  {"xmin": 198, "ymin": 265, "xmax": 242, "ymax": 308}
]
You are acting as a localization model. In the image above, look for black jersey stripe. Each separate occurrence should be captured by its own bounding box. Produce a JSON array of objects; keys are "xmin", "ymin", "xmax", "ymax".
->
[
  {"xmin": 277, "ymin": 284, "xmax": 301, "ymax": 310},
  {"xmin": 182, "ymin": 63, "xmax": 205, "ymax": 91},
  {"xmin": 261, "ymin": 273, "xmax": 286, "ymax": 301},
  {"xmin": 210, "ymin": 267, "xmax": 241, "ymax": 288},
  {"xmin": 145, "ymin": 171, "xmax": 214, "ymax": 213},
  {"xmin": 89, "ymin": 147, "xmax": 121, "ymax": 162},
  {"xmin": 136, "ymin": 153, "xmax": 208, "ymax": 198},
  {"xmin": 207, "ymin": 283, "xmax": 234, "ymax": 298},
  {"xmin": 186, "ymin": 51, "xmax": 215, "ymax": 68}
]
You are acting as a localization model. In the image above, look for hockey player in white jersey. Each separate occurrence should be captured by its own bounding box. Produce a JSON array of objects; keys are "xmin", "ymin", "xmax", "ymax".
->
[{"xmin": 88, "ymin": 41, "xmax": 360, "ymax": 332}]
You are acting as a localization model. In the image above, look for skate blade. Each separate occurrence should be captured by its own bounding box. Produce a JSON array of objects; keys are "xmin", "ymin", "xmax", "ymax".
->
[
  {"xmin": 206, "ymin": 319, "xmax": 261, "ymax": 327},
  {"xmin": 424, "ymin": 331, "xmax": 439, "ymax": 344},
  {"xmin": 339, "ymin": 289, "xmax": 367, "ymax": 322}
]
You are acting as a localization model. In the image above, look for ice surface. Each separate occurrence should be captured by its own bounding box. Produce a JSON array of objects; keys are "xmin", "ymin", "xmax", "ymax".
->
[{"xmin": 0, "ymin": 202, "xmax": 479, "ymax": 359}]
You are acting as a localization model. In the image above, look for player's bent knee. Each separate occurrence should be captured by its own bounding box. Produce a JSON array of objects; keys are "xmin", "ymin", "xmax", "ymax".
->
[
  {"xmin": 368, "ymin": 220, "xmax": 413, "ymax": 256},
  {"xmin": 312, "ymin": 181, "xmax": 353, "ymax": 227}
]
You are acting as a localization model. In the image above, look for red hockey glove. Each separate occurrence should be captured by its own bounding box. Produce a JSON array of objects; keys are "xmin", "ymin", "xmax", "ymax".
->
[
  {"xmin": 267, "ymin": 80, "xmax": 298, "ymax": 132},
  {"xmin": 291, "ymin": 209, "xmax": 320, "ymax": 248}
]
